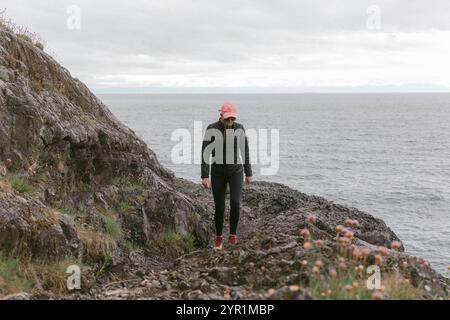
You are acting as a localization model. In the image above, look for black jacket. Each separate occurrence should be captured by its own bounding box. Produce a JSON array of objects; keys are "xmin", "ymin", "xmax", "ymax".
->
[{"xmin": 201, "ymin": 119, "xmax": 252, "ymax": 178}]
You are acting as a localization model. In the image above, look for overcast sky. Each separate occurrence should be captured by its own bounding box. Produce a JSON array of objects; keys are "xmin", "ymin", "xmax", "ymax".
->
[{"xmin": 2, "ymin": 0, "xmax": 450, "ymax": 93}]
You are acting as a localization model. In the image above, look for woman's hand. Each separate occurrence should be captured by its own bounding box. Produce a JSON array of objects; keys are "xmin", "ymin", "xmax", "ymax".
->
[
  {"xmin": 202, "ymin": 177, "xmax": 211, "ymax": 189},
  {"xmin": 245, "ymin": 176, "xmax": 253, "ymax": 185}
]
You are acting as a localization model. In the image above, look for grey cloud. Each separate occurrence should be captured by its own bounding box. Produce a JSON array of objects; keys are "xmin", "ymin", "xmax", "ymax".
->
[{"xmin": 2, "ymin": 0, "xmax": 450, "ymax": 90}]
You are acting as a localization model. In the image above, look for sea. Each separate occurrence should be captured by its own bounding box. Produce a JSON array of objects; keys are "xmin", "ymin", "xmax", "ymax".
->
[{"xmin": 99, "ymin": 93, "xmax": 450, "ymax": 274}]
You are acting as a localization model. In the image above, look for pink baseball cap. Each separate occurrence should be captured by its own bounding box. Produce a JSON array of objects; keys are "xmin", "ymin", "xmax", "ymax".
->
[{"xmin": 219, "ymin": 102, "xmax": 237, "ymax": 119}]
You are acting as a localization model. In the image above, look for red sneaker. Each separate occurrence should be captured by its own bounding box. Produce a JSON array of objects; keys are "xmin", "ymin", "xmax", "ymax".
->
[
  {"xmin": 228, "ymin": 234, "xmax": 237, "ymax": 245},
  {"xmin": 214, "ymin": 236, "xmax": 224, "ymax": 250}
]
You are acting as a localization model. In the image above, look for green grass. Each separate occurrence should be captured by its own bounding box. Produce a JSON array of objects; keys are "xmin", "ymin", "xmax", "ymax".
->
[
  {"xmin": 124, "ymin": 240, "xmax": 141, "ymax": 251},
  {"xmin": 0, "ymin": 252, "xmax": 82, "ymax": 295},
  {"xmin": 112, "ymin": 175, "xmax": 132, "ymax": 188},
  {"xmin": 116, "ymin": 201, "xmax": 131, "ymax": 213},
  {"xmin": 0, "ymin": 253, "xmax": 19, "ymax": 282},
  {"xmin": 9, "ymin": 176, "xmax": 33, "ymax": 194},
  {"xmin": 76, "ymin": 181, "xmax": 91, "ymax": 193},
  {"xmin": 189, "ymin": 212, "xmax": 201, "ymax": 224},
  {"xmin": 308, "ymin": 270, "xmax": 373, "ymax": 300},
  {"xmin": 94, "ymin": 252, "xmax": 113, "ymax": 278},
  {"xmin": 105, "ymin": 215, "xmax": 121, "ymax": 241},
  {"xmin": 112, "ymin": 175, "xmax": 144, "ymax": 190},
  {"xmin": 382, "ymin": 274, "xmax": 426, "ymax": 300},
  {"xmin": 103, "ymin": 210, "xmax": 123, "ymax": 242},
  {"xmin": 296, "ymin": 233, "xmax": 429, "ymax": 300},
  {"xmin": 31, "ymin": 79, "xmax": 43, "ymax": 93},
  {"xmin": 155, "ymin": 231, "xmax": 196, "ymax": 257},
  {"xmin": 304, "ymin": 264, "xmax": 427, "ymax": 300},
  {"xmin": 79, "ymin": 228, "xmax": 117, "ymax": 265},
  {"xmin": 0, "ymin": 252, "xmax": 33, "ymax": 294},
  {"xmin": 27, "ymin": 257, "xmax": 81, "ymax": 294},
  {"xmin": 0, "ymin": 254, "xmax": 85, "ymax": 295},
  {"xmin": 58, "ymin": 206, "xmax": 78, "ymax": 216}
]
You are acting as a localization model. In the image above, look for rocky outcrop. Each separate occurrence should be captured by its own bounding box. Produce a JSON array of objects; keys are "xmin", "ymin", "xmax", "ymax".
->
[
  {"xmin": 0, "ymin": 180, "xmax": 80, "ymax": 260},
  {"xmin": 0, "ymin": 22, "xmax": 448, "ymax": 299},
  {"xmin": 0, "ymin": 24, "xmax": 212, "ymax": 261}
]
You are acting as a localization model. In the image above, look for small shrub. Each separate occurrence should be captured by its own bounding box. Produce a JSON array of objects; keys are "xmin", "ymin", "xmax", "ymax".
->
[
  {"xmin": 9, "ymin": 176, "xmax": 33, "ymax": 194},
  {"xmin": 0, "ymin": 10, "xmax": 45, "ymax": 48},
  {"xmin": 56, "ymin": 160, "xmax": 65, "ymax": 173},
  {"xmin": 31, "ymin": 79, "xmax": 43, "ymax": 93},
  {"xmin": 308, "ymin": 270, "xmax": 373, "ymax": 300},
  {"xmin": 35, "ymin": 41, "xmax": 44, "ymax": 50},
  {"xmin": 124, "ymin": 240, "xmax": 140, "ymax": 251},
  {"xmin": 112, "ymin": 176, "xmax": 131, "ymax": 188},
  {"xmin": 0, "ymin": 252, "xmax": 84, "ymax": 295},
  {"xmin": 189, "ymin": 212, "xmax": 201, "ymax": 224},
  {"xmin": 155, "ymin": 231, "xmax": 196, "ymax": 257},
  {"xmin": 116, "ymin": 202, "xmax": 131, "ymax": 213},
  {"xmin": 58, "ymin": 206, "xmax": 78, "ymax": 216},
  {"xmin": 79, "ymin": 229, "xmax": 116, "ymax": 264},
  {"xmin": 382, "ymin": 274, "xmax": 425, "ymax": 300},
  {"xmin": 95, "ymin": 252, "xmax": 113, "ymax": 278},
  {"xmin": 19, "ymin": 257, "xmax": 80, "ymax": 294},
  {"xmin": 0, "ymin": 253, "xmax": 18, "ymax": 282},
  {"xmin": 76, "ymin": 182, "xmax": 90, "ymax": 193},
  {"xmin": 0, "ymin": 252, "xmax": 33, "ymax": 294},
  {"xmin": 16, "ymin": 33, "xmax": 32, "ymax": 43},
  {"xmin": 0, "ymin": 9, "xmax": 6, "ymax": 27},
  {"xmin": 103, "ymin": 211, "xmax": 123, "ymax": 242}
]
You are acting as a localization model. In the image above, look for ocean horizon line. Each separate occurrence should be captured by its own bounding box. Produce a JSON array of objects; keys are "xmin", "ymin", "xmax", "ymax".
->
[{"xmin": 95, "ymin": 91, "xmax": 450, "ymax": 95}]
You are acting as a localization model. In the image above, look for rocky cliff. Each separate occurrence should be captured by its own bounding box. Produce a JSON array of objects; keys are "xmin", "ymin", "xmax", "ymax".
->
[{"xmin": 0, "ymin": 22, "xmax": 448, "ymax": 300}]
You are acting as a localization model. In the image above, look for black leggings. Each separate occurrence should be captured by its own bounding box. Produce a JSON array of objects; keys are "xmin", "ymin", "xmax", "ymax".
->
[{"xmin": 211, "ymin": 170, "xmax": 244, "ymax": 236}]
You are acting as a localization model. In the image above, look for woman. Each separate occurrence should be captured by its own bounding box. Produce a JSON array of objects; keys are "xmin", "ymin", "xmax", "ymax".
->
[{"xmin": 201, "ymin": 102, "xmax": 253, "ymax": 250}]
